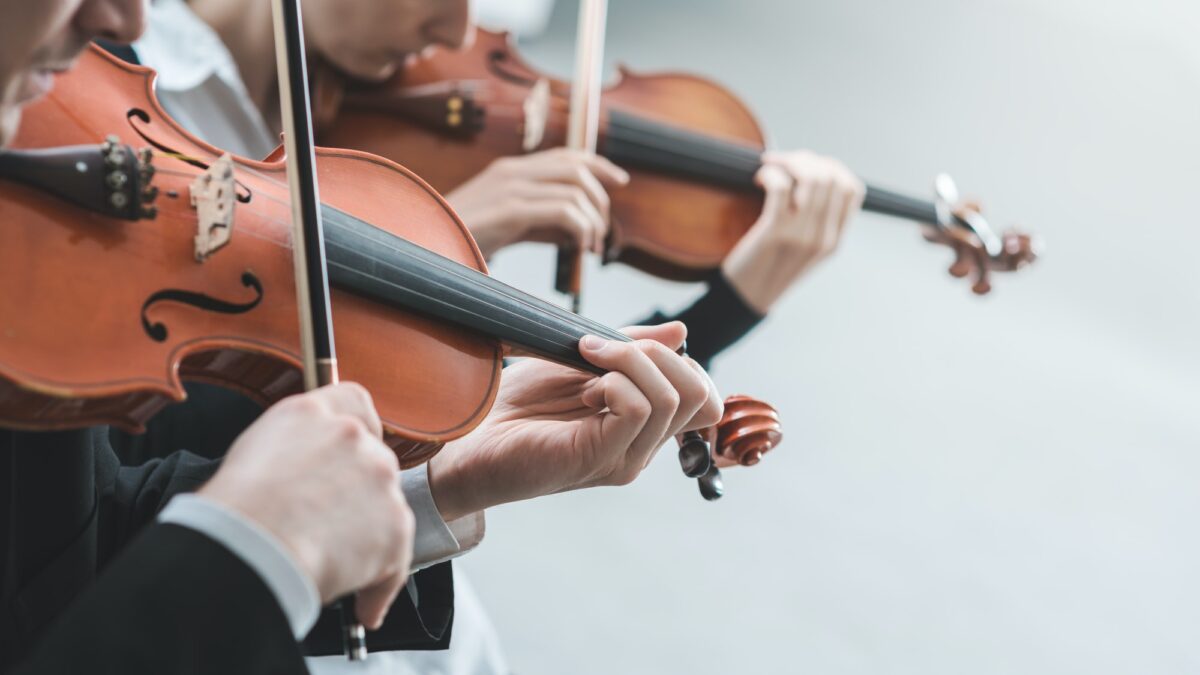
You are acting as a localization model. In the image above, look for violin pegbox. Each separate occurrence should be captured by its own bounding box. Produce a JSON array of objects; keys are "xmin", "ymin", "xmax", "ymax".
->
[
  {"xmin": 927, "ymin": 173, "xmax": 1041, "ymax": 295},
  {"xmin": 0, "ymin": 136, "xmax": 158, "ymax": 221}
]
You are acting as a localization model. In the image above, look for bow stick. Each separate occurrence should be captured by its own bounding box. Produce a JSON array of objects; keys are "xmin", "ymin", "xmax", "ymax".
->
[{"xmin": 269, "ymin": 0, "xmax": 366, "ymax": 660}]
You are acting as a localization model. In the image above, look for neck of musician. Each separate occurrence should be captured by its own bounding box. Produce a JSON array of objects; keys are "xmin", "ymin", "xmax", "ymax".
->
[{"xmin": 190, "ymin": 0, "xmax": 282, "ymax": 130}]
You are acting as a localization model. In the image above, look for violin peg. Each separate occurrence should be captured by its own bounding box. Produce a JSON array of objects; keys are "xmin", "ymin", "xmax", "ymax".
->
[
  {"xmin": 697, "ymin": 465, "xmax": 724, "ymax": 501},
  {"xmin": 677, "ymin": 429, "xmax": 713, "ymax": 478}
]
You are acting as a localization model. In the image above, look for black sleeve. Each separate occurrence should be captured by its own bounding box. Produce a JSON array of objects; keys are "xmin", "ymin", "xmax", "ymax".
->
[
  {"xmin": 636, "ymin": 272, "xmax": 765, "ymax": 371},
  {"xmin": 96, "ymin": 443, "xmax": 222, "ymax": 566},
  {"xmin": 110, "ymin": 383, "xmax": 264, "ymax": 464},
  {"xmin": 1, "ymin": 427, "xmax": 222, "ymax": 653},
  {"xmin": 302, "ymin": 561, "xmax": 455, "ymax": 655},
  {"xmin": 111, "ymin": 385, "xmax": 458, "ymax": 655},
  {"xmin": 8, "ymin": 523, "xmax": 309, "ymax": 675}
]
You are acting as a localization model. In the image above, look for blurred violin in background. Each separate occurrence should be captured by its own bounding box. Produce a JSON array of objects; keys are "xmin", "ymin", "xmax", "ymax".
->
[{"xmin": 314, "ymin": 28, "xmax": 1041, "ymax": 300}]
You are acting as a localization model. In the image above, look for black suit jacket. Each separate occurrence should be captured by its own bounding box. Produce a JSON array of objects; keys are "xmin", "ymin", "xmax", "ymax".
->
[
  {"xmin": 109, "ymin": 385, "xmax": 456, "ymax": 656},
  {"xmin": 10, "ymin": 523, "xmax": 309, "ymax": 674},
  {"xmin": 642, "ymin": 272, "xmax": 764, "ymax": 371},
  {"xmin": 3, "ymin": 394, "xmax": 453, "ymax": 672},
  {"xmin": 0, "ymin": 427, "xmax": 305, "ymax": 673}
]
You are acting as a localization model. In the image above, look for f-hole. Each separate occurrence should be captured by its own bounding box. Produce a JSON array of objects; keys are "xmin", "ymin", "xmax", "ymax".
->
[
  {"xmin": 125, "ymin": 107, "xmax": 253, "ymax": 204},
  {"xmin": 141, "ymin": 271, "xmax": 265, "ymax": 343}
]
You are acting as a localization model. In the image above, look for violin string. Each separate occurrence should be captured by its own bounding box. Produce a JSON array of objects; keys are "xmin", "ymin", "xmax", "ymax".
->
[
  {"xmin": 603, "ymin": 113, "xmax": 945, "ymax": 224},
  {"xmin": 150, "ymin": 164, "xmax": 629, "ymax": 351},
  {"xmin": 165, "ymin": 156, "xmax": 630, "ymax": 342},
  {"xmin": 321, "ymin": 207, "xmax": 629, "ymax": 343},
  {"xmin": 367, "ymin": 87, "xmax": 940, "ymax": 225},
  {"xmin": 81, "ymin": 127, "xmax": 626, "ymax": 350},
  {"xmin": 607, "ymin": 112, "xmax": 763, "ymax": 169}
]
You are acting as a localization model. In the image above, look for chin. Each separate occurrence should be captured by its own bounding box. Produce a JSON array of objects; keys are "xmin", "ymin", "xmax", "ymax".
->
[{"xmin": 333, "ymin": 55, "xmax": 399, "ymax": 83}]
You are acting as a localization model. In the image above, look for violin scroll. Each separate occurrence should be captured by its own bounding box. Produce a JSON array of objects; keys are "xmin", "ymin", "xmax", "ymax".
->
[
  {"xmin": 927, "ymin": 175, "xmax": 1042, "ymax": 295},
  {"xmin": 705, "ymin": 395, "xmax": 782, "ymax": 469},
  {"xmin": 688, "ymin": 395, "xmax": 782, "ymax": 472}
]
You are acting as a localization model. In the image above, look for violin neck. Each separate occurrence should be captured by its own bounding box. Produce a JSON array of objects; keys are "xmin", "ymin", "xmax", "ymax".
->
[
  {"xmin": 601, "ymin": 109, "xmax": 945, "ymax": 227},
  {"xmin": 862, "ymin": 186, "xmax": 942, "ymax": 225},
  {"xmin": 320, "ymin": 203, "xmax": 627, "ymax": 374}
]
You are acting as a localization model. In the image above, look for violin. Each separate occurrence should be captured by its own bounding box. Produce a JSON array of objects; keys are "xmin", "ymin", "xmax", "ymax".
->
[
  {"xmin": 0, "ymin": 45, "xmax": 776, "ymax": 495},
  {"xmin": 314, "ymin": 28, "xmax": 1040, "ymax": 297}
]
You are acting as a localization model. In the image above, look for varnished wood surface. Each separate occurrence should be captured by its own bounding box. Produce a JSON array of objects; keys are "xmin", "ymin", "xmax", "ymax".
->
[{"xmin": 0, "ymin": 46, "xmax": 500, "ymax": 466}]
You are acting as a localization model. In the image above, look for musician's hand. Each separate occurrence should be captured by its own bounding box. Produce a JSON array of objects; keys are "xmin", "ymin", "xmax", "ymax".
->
[
  {"xmin": 722, "ymin": 150, "xmax": 864, "ymax": 314},
  {"xmin": 445, "ymin": 148, "xmax": 629, "ymax": 258},
  {"xmin": 427, "ymin": 322, "xmax": 722, "ymax": 520},
  {"xmin": 199, "ymin": 382, "xmax": 414, "ymax": 629}
]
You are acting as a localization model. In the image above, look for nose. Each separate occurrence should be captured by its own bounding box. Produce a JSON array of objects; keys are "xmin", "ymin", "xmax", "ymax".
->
[
  {"xmin": 74, "ymin": 0, "xmax": 147, "ymax": 45},
  {"xmin": 424, "ymin": 0, "xmax": 471, "ymax": 51}
]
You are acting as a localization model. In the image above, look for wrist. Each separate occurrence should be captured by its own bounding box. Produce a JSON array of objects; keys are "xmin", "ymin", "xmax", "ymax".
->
[
  {"xmin": 722, "ymin": 227, "xmax": 815, "ymax": 314},
  {"xmin": 459, "ymin": 211, "xmax": 517, "ymax": 260},
  {"xmin": 427, "ymin": 448, "xmax": 481, "ymax": 522}
]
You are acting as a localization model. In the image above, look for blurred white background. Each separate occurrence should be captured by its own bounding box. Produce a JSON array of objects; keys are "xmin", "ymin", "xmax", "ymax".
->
[{"xmin": 460, "ymin": 0, "xmax": 1200, "ymax": 673}]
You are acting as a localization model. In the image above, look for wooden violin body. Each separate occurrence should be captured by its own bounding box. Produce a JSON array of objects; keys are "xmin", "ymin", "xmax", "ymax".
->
[
  {"xmin": 2, "ymin": 46, "xmax": 499, "ymax": 467},
  {"xmin": 319, "ymin": 28, "xmax": 765, "ymax": 281}
]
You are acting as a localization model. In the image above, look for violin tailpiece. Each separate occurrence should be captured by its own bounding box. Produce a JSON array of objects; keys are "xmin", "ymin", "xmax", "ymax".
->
[{"xmin": 0, "ymin": 136, "xmax": 158, "ymax": 221}]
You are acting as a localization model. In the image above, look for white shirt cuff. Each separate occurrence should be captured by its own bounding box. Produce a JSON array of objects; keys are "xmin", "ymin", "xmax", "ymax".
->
[
  {"xmin": 402, "ymin": 463, "xmax": 485, "ymax": 570},
  {"xmin": 158, "ymin": 494, "xmax": 320, "ymax": 639}
]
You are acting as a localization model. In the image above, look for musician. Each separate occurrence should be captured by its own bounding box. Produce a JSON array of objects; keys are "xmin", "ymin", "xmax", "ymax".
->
[
  {"xmin": 0, "ymin": 3, "xmax": 426, "ymax": 671},
  {"xmin": 0, "ymin": 0, "xmax": 722, "ymax": 673}
]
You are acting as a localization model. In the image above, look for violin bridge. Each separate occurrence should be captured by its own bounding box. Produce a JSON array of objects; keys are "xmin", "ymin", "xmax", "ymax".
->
[
  {"xmin": 190, "ymin": 154, "xmax": 237, "ymax": 262},
  {"xmin": 522, "ymin": 78, "xmax": 551, "ymax": 152}
]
